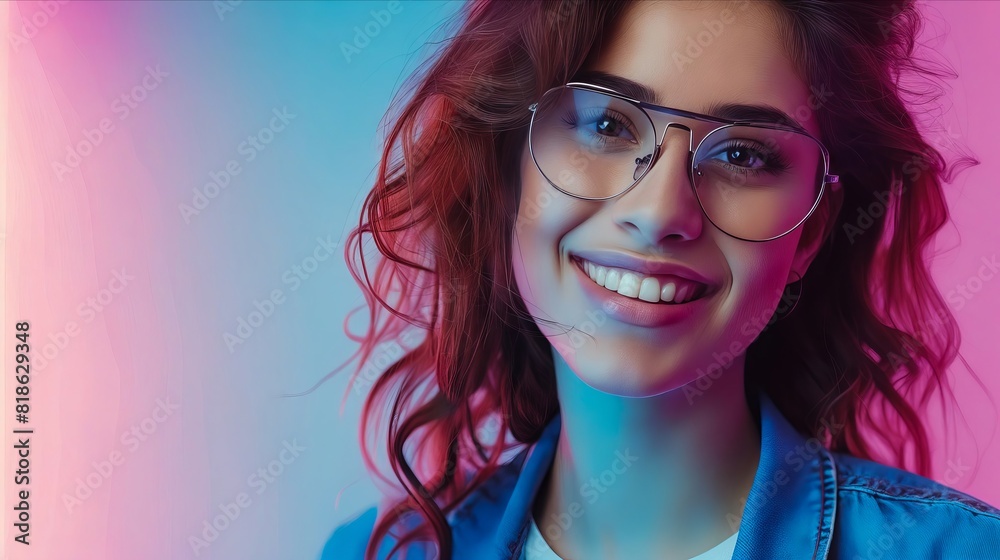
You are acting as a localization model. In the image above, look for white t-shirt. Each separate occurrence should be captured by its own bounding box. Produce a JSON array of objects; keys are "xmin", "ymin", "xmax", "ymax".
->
[{"xmin": 521, "ymin": 514, "xmax": 739, "ymax": 560}]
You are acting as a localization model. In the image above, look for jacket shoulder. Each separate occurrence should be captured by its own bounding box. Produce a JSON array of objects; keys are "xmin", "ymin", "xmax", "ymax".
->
[
  {"xmin": 833, "ymin": 452, "xmax": 1000, "ymax": 516},
  {"xmin": 449, "ymin": 453, "xmax": 526, "ymax": 526},
  {"xmin": 321, "ymin": 505, "xmax": 377, "ymax": 560},
  {"xmin": 830, "ymin": 452, "xmax": 1000, "ymax": 557},
  {"xmin": 320, "ymin": 504, "xmax": 433, "ymax": 560},
  {"xmin": 320, "ymin": 454, "xmax": 529, "ymax": 559}
]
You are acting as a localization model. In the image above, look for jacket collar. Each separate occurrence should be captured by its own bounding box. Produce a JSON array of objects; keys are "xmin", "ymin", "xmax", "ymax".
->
[{"xmin": 466, "ymin": 392, "xmax": 837, "ymax": 559}]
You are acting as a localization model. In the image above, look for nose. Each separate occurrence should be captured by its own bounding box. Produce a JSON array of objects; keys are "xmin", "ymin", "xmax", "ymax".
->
[{"xmin": 610, "ymin": 126, "xmax": 705, "ymax": 244}]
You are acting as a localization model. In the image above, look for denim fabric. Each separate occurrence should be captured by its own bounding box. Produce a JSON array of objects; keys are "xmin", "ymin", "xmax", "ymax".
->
[{"xmin": 322, "ymin": 394, "xmax": 1000, "ymax": 559}]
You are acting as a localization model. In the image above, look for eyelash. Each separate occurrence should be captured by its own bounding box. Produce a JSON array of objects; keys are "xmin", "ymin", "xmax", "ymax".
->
[
  {"xmin": 560, "ymin": 108, "xmax": 639, "ymax": 146},
  {"xmin": 560, "ymin": 109, "xmax": 792, "ymax": 175},
  {"xmin": 712, "ymin": 140, "xmax": 791, "ymax": 176}
]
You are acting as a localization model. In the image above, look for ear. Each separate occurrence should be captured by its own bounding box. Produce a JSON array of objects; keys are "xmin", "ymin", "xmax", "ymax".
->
[{"xmin": 787, "ymin": 185, "xmax": 843, "ymax": 283}]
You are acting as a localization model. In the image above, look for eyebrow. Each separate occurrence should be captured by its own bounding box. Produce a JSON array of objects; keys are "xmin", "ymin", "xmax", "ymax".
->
[{"xmin": 570, "ymin": 70, "xmax": 805, "ymax": 130}]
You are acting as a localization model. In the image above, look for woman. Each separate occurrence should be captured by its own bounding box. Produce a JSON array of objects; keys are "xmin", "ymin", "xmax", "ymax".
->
[{"xmin": 324, "ymin": 1, "xmax": 1000, "ymax": 558}]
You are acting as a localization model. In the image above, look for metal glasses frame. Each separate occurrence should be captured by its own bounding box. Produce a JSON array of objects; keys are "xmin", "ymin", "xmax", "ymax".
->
[{"xmin": 526, "ymin": 82, "xmax": 840, "ymax": 242}]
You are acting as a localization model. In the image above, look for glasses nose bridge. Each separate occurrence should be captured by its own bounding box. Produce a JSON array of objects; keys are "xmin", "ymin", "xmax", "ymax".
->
[
  {"xmin": 644, "ymin": 112, "xmax": 699, "ymax": 178},
  {"xmin": 655, "ymin": 121, "xmax": 695, "ymax": 153},
  {"xmin": 644, "ymin": 106, "xmax": 707, "ymax": 172}
]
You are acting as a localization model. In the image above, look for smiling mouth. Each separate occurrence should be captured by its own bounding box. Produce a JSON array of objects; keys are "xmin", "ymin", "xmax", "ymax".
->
[{"xmin": 572, "ymin": 256, "xmax": 710, "ymax": 304}]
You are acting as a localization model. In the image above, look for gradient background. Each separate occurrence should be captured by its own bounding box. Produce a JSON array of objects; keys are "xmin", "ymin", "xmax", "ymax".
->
[{"xmin": 2, "ymin": 1, "xmax": 998, "ymax": 559}]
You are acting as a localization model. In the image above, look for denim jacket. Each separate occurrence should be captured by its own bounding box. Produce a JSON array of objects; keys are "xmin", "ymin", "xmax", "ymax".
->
[{"xmin": 322, "ymin": 394, "xmax": 1000, "ymax": 559}]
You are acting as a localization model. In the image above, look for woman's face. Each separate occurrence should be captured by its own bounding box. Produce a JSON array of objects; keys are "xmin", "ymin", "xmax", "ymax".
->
[{"xmin": 512, "ymin": 0, "xmax": 830, "ymax": 397}]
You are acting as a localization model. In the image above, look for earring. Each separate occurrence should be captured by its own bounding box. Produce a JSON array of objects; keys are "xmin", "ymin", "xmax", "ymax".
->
[{"xmin": 774, "ymin": 271, "xmax": 803, "ymax": 321}]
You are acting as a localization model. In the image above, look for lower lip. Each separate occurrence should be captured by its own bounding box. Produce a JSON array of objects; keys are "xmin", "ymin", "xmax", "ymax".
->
[{"xmin": 572, "ymin": 258, "xmax": 712, "ymax": 328}]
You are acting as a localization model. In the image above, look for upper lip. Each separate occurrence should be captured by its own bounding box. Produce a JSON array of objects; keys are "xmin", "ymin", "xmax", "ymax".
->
[{"xmin": 570, "ymin": 249, "xmax": 717, "ymax": 287}]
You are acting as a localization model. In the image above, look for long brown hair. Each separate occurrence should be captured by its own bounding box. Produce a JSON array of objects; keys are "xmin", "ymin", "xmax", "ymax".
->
[{"xmin": 330, "ymin": 1, "xmax": 979, "ymax": 557}]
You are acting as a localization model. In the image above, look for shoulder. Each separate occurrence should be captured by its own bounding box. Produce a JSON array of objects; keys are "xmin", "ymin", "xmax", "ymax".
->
[
  {"xmin": 320, "ymin": 505, "xmax": 377, "ymax": 560},
  {"xmin": 833, "ymin": 452, "xmax": 1000, "ymax": 516},
  {"xmin": 829, "ymin": 451, "xmax": 1000, "ymax": 557},
  {"xmin": 320, "ymin": 503, "xmax": 434, "ymax": 560},
  {"xmin": 320, "ymin": 457, "xmax": 528, "ymax": 559}
]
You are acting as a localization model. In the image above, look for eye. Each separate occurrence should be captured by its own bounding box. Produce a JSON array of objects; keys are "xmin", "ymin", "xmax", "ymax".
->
[
  {"xmin": 711, "ymin": 142, "xmax": 767, "ymax": 168},
  {"xmin": 703, "ymin": 140, "xmax": 790, "ymax": 174},
  {"xmin": 568, "ymin": 108, "xmax": 639, "ymax": 144},
  {"xmin": 591, "ymin": 114, "xmax": 635, "ymax": 142}
]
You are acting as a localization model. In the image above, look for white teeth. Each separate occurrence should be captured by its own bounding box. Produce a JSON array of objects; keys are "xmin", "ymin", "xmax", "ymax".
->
[
  {"xmin": 616, "ymin": 272, "xmax": 641, "ymax": 298},
  {"xmin": 604, "ymin": 269, "xmax": 621, "ymax": 291},
  {"xmin": 580, "ymin": 258, "xmax": 706, "ymax": 305},
  {"xmin": 660, "ymin": 282, "xmax": 676, "ymax": 303},
  {"xmin": 638, "ymin": 277, "xmax": 661, "ymax": 303}
]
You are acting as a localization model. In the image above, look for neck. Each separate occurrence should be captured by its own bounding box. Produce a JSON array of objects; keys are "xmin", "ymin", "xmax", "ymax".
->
[{"xmin": 532, "ymin": 349, "xmax": 761, "ymax": 560}]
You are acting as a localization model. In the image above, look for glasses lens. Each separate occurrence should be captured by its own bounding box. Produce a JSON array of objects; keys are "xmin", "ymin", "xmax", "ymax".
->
[
  {"xmin": 530, "ymin": 87, "xmax": 655, "ymax": 199},
  {"xmin": 693, "ymin": 126, "xmax": 825, "ymax": 240}
]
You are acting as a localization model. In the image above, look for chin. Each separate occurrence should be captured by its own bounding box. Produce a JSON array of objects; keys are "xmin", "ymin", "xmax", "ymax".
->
[{"xmin": 563, "ymin": 348, "xmax": 694, "ymax": 398}]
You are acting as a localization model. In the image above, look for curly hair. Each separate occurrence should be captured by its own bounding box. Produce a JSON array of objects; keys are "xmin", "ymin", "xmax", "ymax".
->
[{"xmin": 324, "ymin": 1, "xmax": 980, "ymax": 557}]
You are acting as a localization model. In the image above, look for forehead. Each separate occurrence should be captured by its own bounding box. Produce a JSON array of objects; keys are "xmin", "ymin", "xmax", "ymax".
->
[{"xmin": 586, "ymin": 0, "xmax": 818, "ymax": 135}]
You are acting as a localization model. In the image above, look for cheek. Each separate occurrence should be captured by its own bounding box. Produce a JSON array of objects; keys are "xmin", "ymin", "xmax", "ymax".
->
[
  {"xmin": 511, "ymin": 158, "xmax": 593, "ymax": 323},
  {"xmin": 721, "ymin": 236, "xmax": 800, "ymax": 337},
  {"xmin": 514, "ymin": 144, "xmax": 582, "ymax": 241},
  {"xmin": 511, "ymin": 164, "xmax": 560, "ymax": 315}
]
